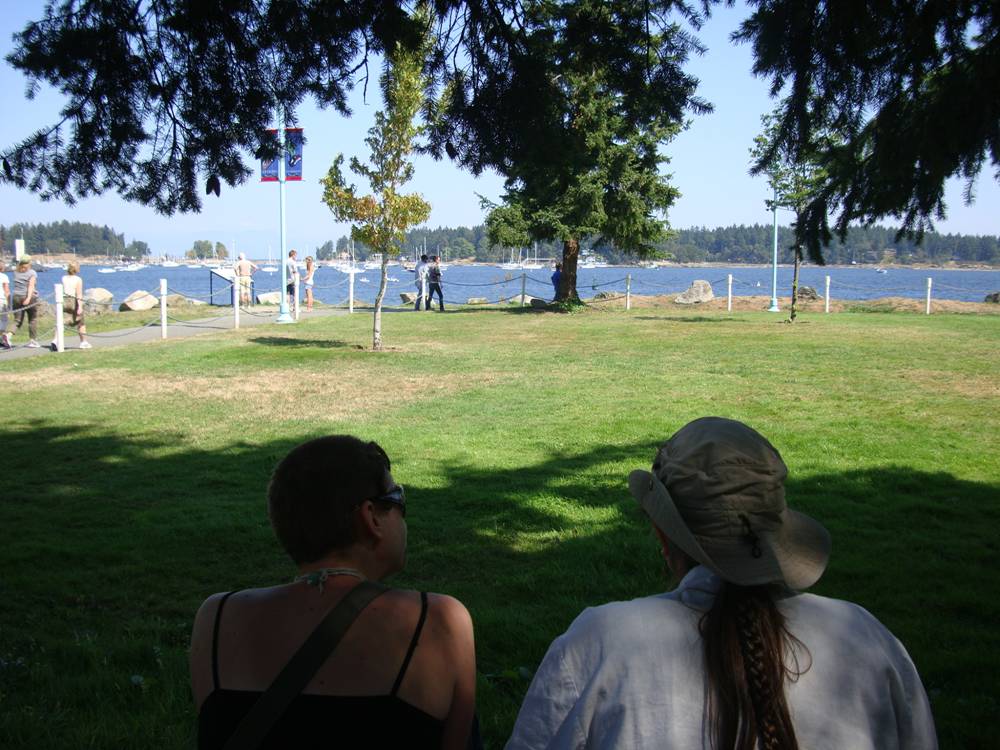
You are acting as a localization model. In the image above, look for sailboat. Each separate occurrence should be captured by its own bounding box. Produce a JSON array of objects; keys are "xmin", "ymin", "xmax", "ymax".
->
[
  {"xmin": 262, "ymin": 245, "xmax": 278, "ymax": 273},
  {"xmin": 499, "ymin": 248, "xmax": 521, "ymax": 270},
  {"xmin": 519, "ymin": 243, "xmax": 543, "ymax": 270}
]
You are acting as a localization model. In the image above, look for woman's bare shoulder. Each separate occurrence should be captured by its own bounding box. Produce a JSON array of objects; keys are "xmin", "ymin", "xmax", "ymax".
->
[{"xmin": 426, "ymin": 593, "xmax": 472, "ymax": 627}]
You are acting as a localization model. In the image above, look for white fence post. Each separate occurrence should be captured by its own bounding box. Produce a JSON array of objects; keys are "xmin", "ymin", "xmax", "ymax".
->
[
  {"xmin": 626, "ymin": 274, "xmax": 632, "ymax": 311},
  {"xmin": 521, "ymin": 273, "xmax": 527, "ymax": 307},
  {"xmin": 349, "ymin": 271, "xmax": 355, "ymax": 313},
  {"xmin": 926, "ymin": 277, "xmax": 932, "ymax": 315},
  {"xmin": 727, "ymin": 274, "xmax": 733, "ymax": 312},
  {"xmin": 232, "ymin": 281, "xmax": 240, "ymax": 329},
  {"xmin": 294, "ymin": 278, "xmax": 300, "ymax": 320},
  {"xmin": 824, "ymin": 275, "xmax": 831, "ymax": 313},
  {"xmin": 160, "ymin": 278, "xmax": 168, "ymax": 339},
  {"xmin": 53, "ymin": 283, "xmax": 65, "ymax": 352}
]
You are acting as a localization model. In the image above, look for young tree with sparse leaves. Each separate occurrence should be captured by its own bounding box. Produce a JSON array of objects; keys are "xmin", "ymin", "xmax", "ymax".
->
[
  {"xmin": 750, "ymin": 109, "xmax": 832, "ymax": 322},
  {"xmin": 321, "ymin": 10, "xmax": 431, "ymax": 351}
]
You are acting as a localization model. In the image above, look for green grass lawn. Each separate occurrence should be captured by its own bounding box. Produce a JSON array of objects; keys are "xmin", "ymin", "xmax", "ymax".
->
[{"xmin": 1, "ymin": 305, "xmax": 998, "ymax": 749}]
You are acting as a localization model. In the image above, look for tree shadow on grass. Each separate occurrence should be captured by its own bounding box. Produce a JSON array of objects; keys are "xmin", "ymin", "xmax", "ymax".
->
[
  {"xmin": 248, "ymin": 336, "xmax": 355, "ymax": 349},
  {"xmin": 632, "ymin": 315, "xmax": 743, "ymax": 323},
  {"xmin": 1, "ymin": 422, "xmax": 997, "ymax": 748}
]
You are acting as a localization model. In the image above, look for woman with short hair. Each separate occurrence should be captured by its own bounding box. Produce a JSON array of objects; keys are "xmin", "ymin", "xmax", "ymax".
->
[
  {"xmin": 10, "ymin": 256, "xmax": 39, "ymax": 348},
  {"xmin": 191, "ymin": 435, "xmax": 479, "ymax": 749},
  {"xmin": 506, "ymin": 417, "xmax": 937, "ymax": 750}
]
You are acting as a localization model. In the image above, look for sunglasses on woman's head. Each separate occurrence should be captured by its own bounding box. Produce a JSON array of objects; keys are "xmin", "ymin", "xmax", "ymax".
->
[{"xmin": 374, "ymin": 485, "xmax": 406, "ymax": 517}]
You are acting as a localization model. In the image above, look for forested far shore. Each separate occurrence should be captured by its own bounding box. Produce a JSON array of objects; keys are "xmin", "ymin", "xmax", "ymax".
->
[
  {"xmin": 2, "ymin": 220, "xmax": 998, "ymax": 266},
  {"xmin": 0, "ymin": 221, "xmax": 148, "ymax": 258},
  {"xmin": 341, "ymin": 224, "xmax": 1000, "ymax": 266}
]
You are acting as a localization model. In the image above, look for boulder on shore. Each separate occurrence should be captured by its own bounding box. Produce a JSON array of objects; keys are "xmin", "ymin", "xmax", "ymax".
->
[
  {"xmin": 675, "ymin": 280, "xmax": 714, "ymax": 304},
  {"xmin": 400, "ymin": 292, "xmax": 417, "ymax": 304},
  {"xmin": 163, "ymin": 293, "xmax": 207, "ymax": 307},
  {"xmin": 529, "ymin": 297, "xmax": 549, "ymax": 309},
  {"xmin": 256, "ymin": 291, "xmax": 281, "ymax": 305},
  {"xmin": 119, "ymin": 290, "xmax": 159, "ymax": 312},
  {"xmin": 466, "ymin": 297, "xmax": 489, "ymax": 305},
  {"xmin": 507, "ymin": 294, "xmax": 540, "ymax": 305},
  {"xmin": 985, "ymin": 292, "xmax": 999, "ymax": 304},
  {"xmin": 797, "ymin": 285, "xmax": 820, "ymax": 301},
  {"xmin": 594, "ymin": 291, "xmax": 618, "ymax": 300},
  {"xmin": 83, "ymin": 287, "xmax": 114, "ymax": 315}
]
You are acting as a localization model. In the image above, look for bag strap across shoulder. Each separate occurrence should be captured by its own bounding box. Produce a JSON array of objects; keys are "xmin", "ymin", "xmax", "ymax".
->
[{"xmin": 222, "ymin": 580, "xmax": 389, "ymax": 750}]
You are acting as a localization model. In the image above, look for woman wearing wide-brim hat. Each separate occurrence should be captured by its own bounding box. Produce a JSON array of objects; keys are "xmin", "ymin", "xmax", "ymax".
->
[{"xmin": 506, "ymin": 417, "xmax": 937, "ymax": 750}]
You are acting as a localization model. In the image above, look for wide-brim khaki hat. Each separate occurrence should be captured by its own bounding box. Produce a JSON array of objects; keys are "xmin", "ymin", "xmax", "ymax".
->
[{"xmin": 628, "ymin": 417, "xmax": 831, "ymax": 590}]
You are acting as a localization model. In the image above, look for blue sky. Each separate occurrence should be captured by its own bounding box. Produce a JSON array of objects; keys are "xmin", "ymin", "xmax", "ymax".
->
[{"xmin": 1, "ymin": 2, "xmax": 997, "ymax": 258}]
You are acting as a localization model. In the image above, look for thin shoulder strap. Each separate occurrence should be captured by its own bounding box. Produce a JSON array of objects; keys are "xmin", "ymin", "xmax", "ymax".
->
[
  {"xmin": 390, "ymin": 591, "xmax": 429, "ymax": 697},
  {"xmin": 211, "ymin": 591, "xmax": 237, "ymax": 691},
  {"xmin": 222, "ymin": 580, "xmax": 388, "ymax": 750}
]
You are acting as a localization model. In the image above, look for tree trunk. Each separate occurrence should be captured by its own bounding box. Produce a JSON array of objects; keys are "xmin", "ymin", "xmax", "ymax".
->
[
  {"xmin": 372, "ymin": 255, "xmax": 389, "ymax": 350},
  {"xmin": 789, "ymin": 244, "xmax": 802, "ymax": 322},
  {"xmin": 559, "ymin": 238, "xmax": 581, "ymax": 302}
]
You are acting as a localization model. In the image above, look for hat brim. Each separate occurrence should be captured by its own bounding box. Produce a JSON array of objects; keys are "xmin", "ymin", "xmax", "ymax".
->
[
  {"xmin": 628, "ymin": 469, "xmax": 831, "ymax": 590},
  {"xmin": 629, "ymin": 469, "xmax": 723, "ymax": 578}
]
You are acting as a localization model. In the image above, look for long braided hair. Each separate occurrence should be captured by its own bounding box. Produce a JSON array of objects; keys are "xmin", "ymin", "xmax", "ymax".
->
[{"xmin": 699, "ymin": 581, "xmax": 807, "ymax": 750}]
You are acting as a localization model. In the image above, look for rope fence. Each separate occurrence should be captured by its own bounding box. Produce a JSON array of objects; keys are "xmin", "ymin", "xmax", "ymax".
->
[
  {"xmin": 6, "ymin": 269, "xmax": 997, "ymax": 354},
  {"xmin": 87, "ymin": 320, "xmax": 162, "ymax": 338}
]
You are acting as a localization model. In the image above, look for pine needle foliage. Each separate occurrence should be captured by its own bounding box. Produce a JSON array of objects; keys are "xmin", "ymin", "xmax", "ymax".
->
[{"xmin": 737, "ymin": 1, "xmax": 1000, "ymax": 261}]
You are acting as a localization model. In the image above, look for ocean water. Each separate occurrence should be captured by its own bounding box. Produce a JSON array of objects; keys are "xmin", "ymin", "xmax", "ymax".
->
[{"xmin": 32, "ymin": 263, "xmax": 1000, "ymax": 307}]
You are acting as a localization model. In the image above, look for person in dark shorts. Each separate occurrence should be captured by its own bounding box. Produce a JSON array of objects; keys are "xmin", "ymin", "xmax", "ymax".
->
[
  {"xmin": 428, "ymin": 256, "xmax": 445, "ymax": 311},
  {"xmin": 10, "ymin": 256, "xmax": 40, "ymax": 348}
]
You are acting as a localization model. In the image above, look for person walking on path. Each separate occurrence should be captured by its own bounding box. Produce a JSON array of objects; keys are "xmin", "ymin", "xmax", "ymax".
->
[
  {"xmin": 550, "ymin": 263, "xmax": 562, "ymax": 300},
  {"xmin": 506, "ymin": 417, "xmax": 937, "ymax": 750},
  {"xmin": 54, "ymin": 261, "xmax": 91, "ymax": 349},
  {"xmin": 0, "ymin": 260, "xmax": 10, "ymax": 349},
  {"xmin": 234, "ymin": 253, "xmax": 258, "ymax": 307},
  {"xmin": 10, "ymin": 256, "xmax": 40, "ymax": 348},
  {"xmin": 303, "ymin": 256, "xmax": 316, "ymax": 311},
  {"xmin": 285, "ymin": 249, "xmax": 300, "ymax": 314},
  {"xmin": 413, "ymin": 254, "xmax": 430, "ymax": 311},
  {"xmin": 427, "ymin": 256, "xmax": 445, "ymax": 311}
]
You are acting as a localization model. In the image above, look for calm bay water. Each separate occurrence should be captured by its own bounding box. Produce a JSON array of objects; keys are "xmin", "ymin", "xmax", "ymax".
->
[{"xmin": 38, "ymin": 263, "xmax": 1000, "ymax": 307}]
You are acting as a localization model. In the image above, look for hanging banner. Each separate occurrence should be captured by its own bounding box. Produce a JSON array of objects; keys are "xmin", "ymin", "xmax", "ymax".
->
[{"xmin": 260, "ymin": 128, "xmax": 304, "ymax": 182}]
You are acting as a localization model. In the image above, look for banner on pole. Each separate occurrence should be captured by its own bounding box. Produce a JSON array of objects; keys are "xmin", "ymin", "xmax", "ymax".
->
[{"xmin": 260, "ymin": 128, "xmax": 304, "ymax": 182}]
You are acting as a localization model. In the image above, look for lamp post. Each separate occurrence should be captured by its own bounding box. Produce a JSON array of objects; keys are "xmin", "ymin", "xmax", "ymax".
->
[
  {"xmin": 768, "ymin": 184, "xmax": 780, "ymax": 312},
  {"xmin": 276, "ymin": 109, "xmax": 293, "ymax": 323}
]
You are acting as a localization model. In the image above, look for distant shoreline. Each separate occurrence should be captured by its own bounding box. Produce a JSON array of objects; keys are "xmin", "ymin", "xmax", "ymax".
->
[{"xmin": 15, "ymin": 255, "xmax": 1000, "ymax": 272}]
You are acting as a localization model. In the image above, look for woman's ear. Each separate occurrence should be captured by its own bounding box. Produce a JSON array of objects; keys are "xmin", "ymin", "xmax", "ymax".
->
[
  {"xmin": 356, "ymin": 500, "xmax": 386, "ymax": 545},
  {"xmin": 652, "ymin": 523, "xmax": 691, "ymax": 578},
  {"xmin": 652, "ymin": 523, "xmax": 671, "ymax": 558}
]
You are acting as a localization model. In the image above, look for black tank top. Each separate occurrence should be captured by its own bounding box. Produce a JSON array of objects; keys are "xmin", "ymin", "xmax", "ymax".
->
[{"xmin": 198, "ymin": 590, "xmax": 444, "ymax": 749}]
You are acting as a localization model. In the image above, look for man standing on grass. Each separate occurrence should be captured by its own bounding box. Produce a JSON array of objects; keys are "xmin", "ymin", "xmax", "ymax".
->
[
  {"xmin": 427, "ymin": 256, "xmax": 445, "ymax": 311},
  {"xmin": 234, "ymin": 253, "xmax": 258, "ymax": 307},
  {"xmin": 413, "ymin": 253, "xmax": 430, "ymax": 311}
]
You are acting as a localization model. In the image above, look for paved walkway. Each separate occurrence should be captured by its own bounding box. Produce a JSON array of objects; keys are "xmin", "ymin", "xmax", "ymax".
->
[{"xmin": 0, "ymin": 306, "xmax": 347, "ymax": 362}]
